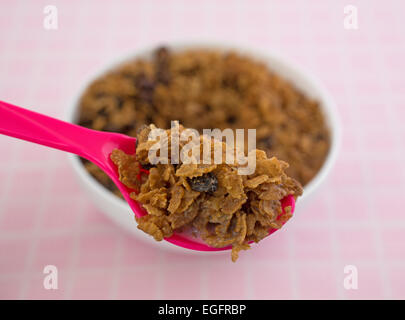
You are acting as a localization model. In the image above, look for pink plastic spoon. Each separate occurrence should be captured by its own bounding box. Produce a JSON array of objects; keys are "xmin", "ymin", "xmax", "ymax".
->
[{"xmin": 0, "ymin": 100, "xmax": 295, "ymax": 251}]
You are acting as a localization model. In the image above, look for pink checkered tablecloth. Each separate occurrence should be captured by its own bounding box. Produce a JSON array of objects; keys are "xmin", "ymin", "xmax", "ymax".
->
[{"xmin": 0, "ymin": 0, "xmax": 404, "ymax": 300}]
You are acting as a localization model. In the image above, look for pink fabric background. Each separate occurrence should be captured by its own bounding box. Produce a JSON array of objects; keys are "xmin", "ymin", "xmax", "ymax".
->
[{"xmin": 0, "ymin": 0, "xmax": 404, "ymax": 299}]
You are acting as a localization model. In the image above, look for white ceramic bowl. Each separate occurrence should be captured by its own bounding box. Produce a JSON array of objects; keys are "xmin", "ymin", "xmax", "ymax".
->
[{"xmin": 66, "ymin": 42, "xmax": 341, "ymax": 253}]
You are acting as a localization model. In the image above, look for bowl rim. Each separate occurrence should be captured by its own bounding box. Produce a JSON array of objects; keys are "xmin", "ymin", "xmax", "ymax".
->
[{"xmin": 65, "ymin": 41, "xmax": 341, "ymax": 243}]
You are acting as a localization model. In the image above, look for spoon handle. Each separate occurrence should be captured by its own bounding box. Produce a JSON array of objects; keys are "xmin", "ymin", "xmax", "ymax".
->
[{"xmin": 0, "ymin": 100, "xmax": 120, "ymax": 166}]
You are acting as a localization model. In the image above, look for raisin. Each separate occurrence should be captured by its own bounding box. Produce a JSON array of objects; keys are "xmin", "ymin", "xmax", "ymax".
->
[
  {"xmin": 315, "ymin": 133, "xmax": 325, "ymax": 141},
  {"xmin": 97, "ymin": 106, "xmax": 108, "ymax": 117},
  {"xmin": 145, "ymin": 115, "xmax": 154, "ymax": 124},
  {"xmin": 226, "ymin": 115, "xmax": 237, "ymax": 124},
  {"xmin": 94, "ymin": 92, "xmax": 107, "ymax": 99},
  {"xmin": 141, "ymin": 163, "xmax": 155, "ymax": 170},
  {"xmin": 156, "ymin": 69, "xmax": 170, "ymax": 85},
  {"xmin": 134, "ymin": 73, "xmax": 155, "ymax": 104},
  {"xmin": 222, "ymin": 76, "xmax": 239, "ymax": 90},
  {"xmin": 154, "ymin": 46, "xmax": 170, "ymax": 63},
  {"xmin": 116, "ymin": 97, "xmax": 124, "ymax": 109},
  {"xmin": 258, "ymin": 135, "xmax": 274, "ymax": 150},
  {"xmin": 188, "ymin": 172, "xmax": 218, "ymax": 193},
  {"xmin": 155, "ymin": 47, "xmax": 171, "ymax": 85}
]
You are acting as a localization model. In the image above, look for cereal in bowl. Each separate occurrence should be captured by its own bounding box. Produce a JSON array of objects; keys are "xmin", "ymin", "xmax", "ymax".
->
[{"xmin": 78, "ymin": 47, "xmax": 329, "ymax": 198}]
